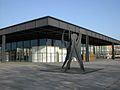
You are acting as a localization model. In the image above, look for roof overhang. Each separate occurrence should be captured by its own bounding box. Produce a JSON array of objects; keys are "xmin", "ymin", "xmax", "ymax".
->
[{"xmin": 0, "ymin": 16, "xmax": 120, "ymax": 45}]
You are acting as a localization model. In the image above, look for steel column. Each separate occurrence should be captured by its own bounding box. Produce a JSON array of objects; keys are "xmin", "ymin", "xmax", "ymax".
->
[
  {"xmin": 2, "ymin": 35, "xmax": 6, "ymax": 62},
  {"xmin": 112, "ymin": 43, "xmax": 115, "ymax": 59},
  {"xmin": 93, "ymin": 46, "xmax": 95, "ymax": 54},
  {"xmin": 86, "ymin": 35, "xmax": 89, "ymax": 62}
]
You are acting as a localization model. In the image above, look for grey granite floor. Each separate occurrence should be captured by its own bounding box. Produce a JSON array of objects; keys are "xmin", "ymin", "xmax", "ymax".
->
[{"xmin": 0, "ymin": 59, "xmax": 120, "ymax": 90}]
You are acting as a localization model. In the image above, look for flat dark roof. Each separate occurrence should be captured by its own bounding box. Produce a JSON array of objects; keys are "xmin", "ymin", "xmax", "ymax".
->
[{"xmin": 0, "ymin": 16, "xmax": 120, "ymax": 45}]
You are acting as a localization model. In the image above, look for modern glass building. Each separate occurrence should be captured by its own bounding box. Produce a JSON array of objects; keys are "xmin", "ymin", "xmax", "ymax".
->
[
  {"xmin": 4, "ymin": 39, "xmax": 67, "ymax": 62},
  {"xmin": 0, "ymin": 16, "xmax": 120, "ymax": 62}
]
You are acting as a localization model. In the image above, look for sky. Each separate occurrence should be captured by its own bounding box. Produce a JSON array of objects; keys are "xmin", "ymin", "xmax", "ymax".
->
[{"xmin": 0, "ymin": 0, "xmax": 120, "ymax": 40}]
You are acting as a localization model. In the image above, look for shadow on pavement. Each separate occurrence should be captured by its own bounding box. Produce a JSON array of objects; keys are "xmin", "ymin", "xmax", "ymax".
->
[{"xmin": 39, "ymin": 63, "xmax": 104, "ymax": 74}]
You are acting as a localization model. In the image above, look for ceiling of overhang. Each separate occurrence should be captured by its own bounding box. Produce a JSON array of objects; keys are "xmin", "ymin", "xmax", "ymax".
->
[{"xmin": 0, "ymin": 26, "xmax": 113, "ymax": 45}]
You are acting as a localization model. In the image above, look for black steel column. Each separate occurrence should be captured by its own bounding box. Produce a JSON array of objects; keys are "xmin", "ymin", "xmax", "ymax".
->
[
  {"xmin": 22, "ymin": 41, "xmax": 24, "ymax": 62},
  {"xmin": 112, "ymin": 43, "xmax": 115, "ymax": 59},
  {"xmin": 93, "ymin": 46, "xmax": 95, "ymax": 54},
  {"xmin": 2, "ymin": 35, "xmax": 6, "ymax": 62},
  {"xmin": 86, "ymin": 35, "xmax": 89, "ymax": 62}
]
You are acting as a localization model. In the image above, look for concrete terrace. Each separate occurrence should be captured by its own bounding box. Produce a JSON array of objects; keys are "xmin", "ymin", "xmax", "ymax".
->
[{"xmin": 0, "ymin": 59, "xmax": 120, "ymax": 90}]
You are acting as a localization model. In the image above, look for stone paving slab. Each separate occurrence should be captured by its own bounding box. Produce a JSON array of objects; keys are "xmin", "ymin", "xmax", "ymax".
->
[{"xmin": 0, "ymin": 59, "xmax": 120, "ymax": 90}]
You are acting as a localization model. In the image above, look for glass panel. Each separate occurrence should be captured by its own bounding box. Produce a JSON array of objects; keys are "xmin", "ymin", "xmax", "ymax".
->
[
  {"xmin": 54, "ymin": 40, "xmax": 62, "ymax": 62},
  {"xmin": 11, "ymin": 42, "xmax": 16, "ymax": 61},
  {"xmin": 54, "ymin": 40, "xmax": 62, "ymax": 48},
  {"xmin": 24, "ymin": 41, "xmax": 30, "ymax": 48},
  {"xmin": 6, "ymin": 43, "xmax": 11, "ymax": 62},
  {"xmin": 38, "ymin": 39, "xmax": 46, "ymax": 62},
  {"xmin": 31, "ymin": 40, "xmax": 38, "ymax": 62},
  {"xmin": 24, "ymin": 40, "xmax": 30, "ymax": 62},
  {"xmin": 47, "ymin": 39, "xmax": 51, "ymax": 46},
  {"xmin": 47, "ymin": 39, "xmax": 52, "ymax": 62},
  {"xmin": 12, "ymin": 42, "xmax": 16, "ymax": 49},
  {"xmin": 16, "ymin": 41, "xmax": 24, "ymax": 62},
  {"xmin": 31, "ymin": 40, "xmax": 38, "ymax": 46},
  {"xmin": 40, "ymin": 39, "xmax": 46, "ymax": 46}
]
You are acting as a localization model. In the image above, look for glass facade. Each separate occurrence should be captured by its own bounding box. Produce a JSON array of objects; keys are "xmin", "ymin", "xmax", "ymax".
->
[
  {"xmin": 16, "ymin": 41, "xmax": 24, "ymax": 62},
  {"xmin": 6, "ymin": 43, "xmax": 11, "ymax": 61},
  {"xmin": 38, "ymin": 39, "xmax": 47, "ymax": 62},
  {"xmin": 31, "ymin": 40, "xmax": 38, "ymax": 62},
  {"xmin": 23, "ymin": 40, "xmax": 30, "ymax": 62},
  {"xmin": 4, "ymin": 38, "xmax": 67, "ymax": 62},
  {"xmin": 0, "ymin": 38, "xmax": 117, "ymax": 62}
]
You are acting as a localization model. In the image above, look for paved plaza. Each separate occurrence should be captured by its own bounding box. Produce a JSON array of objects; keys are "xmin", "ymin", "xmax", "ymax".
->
[{"xmin": 0, "ymin": 59, "xmax": 120, "ymax": 90}]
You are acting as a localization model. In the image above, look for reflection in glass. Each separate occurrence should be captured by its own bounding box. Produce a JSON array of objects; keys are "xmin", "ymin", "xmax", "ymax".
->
[
  {"xmin": 31, "ymin": 40, "xmax": 38, "ymax": 62},
  {"xmin": 38, "ymin": 39, "xmax": 47, "ymax": 62},
  {"xmin": 40, "ymin": 39, "xmax": 46, "ymax": 46},
  {"xmin": 6, "ymin": 43, "xmax": 11, "ymax": 61},
  {"xmin": 4, "ymin": 38, "xmax": 68, "ymax": 62},
  {"xmin": 24, "ymin": 40, "xmax": 30, "ymax": 62},
  {"xmin": 16, "ymin": 41, "xmax": 23, "ymax": 61},
  {"xmin": 54, "ymin": 40, "xmax": 62, "ymax": 62},
  {"xmin": 10, "ymin": 42, "xmax": 16, "ymax": 61},
  {"xmin": 47, "ymin": 39, "xmax": 54, "ymax": 62}
]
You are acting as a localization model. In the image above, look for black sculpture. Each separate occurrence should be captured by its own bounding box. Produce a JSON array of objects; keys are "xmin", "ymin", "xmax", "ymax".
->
[{"xmin": 62, "ymin": 30, "xmax": 85, "ymax": 72}]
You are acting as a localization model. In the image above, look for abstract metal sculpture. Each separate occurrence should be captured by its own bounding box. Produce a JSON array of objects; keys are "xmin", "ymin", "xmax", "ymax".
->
[{"xmin": 62, "ymin": 30, "xmax": 85, "ymax": 72}]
